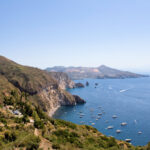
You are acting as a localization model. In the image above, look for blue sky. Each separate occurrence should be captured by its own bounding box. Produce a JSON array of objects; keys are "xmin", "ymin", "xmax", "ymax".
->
[{"xmin": 0, "ymin": 0, "xmax": 150, "ymax": 73}]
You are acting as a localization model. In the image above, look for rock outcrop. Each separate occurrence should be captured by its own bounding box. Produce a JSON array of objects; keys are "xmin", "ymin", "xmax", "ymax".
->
[
  {"xmin": 75, "ymin": 83, "xmax": 84, "ymax": 88},
  {"xmin": 73, "ymin": 95, "xmax": 86, "ymax": 104}
]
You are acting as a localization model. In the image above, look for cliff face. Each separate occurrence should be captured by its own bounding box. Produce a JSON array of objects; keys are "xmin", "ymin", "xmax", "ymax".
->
[
  {"xmin": 0, "ymin": 56, "xmax": 85, "ymax": 116},
  {"xmin": 49, "ymin": 72, "xmax": 75, "ymax": 89}
]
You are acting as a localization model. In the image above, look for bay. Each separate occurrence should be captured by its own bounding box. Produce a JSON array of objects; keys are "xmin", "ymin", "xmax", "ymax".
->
[{"xmin": 53, "ymin": 77, "xmax": 150, "ymax": 146}]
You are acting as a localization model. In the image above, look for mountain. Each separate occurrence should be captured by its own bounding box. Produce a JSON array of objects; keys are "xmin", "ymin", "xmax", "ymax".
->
[
  {"xmin": 0, "ymin": 56, "xmax": 85, "ymax": 116},
  {"xmin": 0, "ymin": 56, "xmax": 149, "ymax": 149},
  {"xmin": 46, "ymin": 65, "xmax": 147, "ymax": 80}
]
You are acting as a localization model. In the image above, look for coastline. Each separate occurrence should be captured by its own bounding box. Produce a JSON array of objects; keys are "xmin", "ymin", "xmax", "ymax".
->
[{"xmin": 48, "ymin": 105, "xmax": 60, "ymax": 117}]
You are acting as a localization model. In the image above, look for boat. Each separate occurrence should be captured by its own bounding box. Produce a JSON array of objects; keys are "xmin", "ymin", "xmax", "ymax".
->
[
  {"xmin": 112, "ymin": 115, "xmax": 117, "ymax": 119},
  {"xmin": 107, "ymin": 126, "xmax": 114, "ymax": 129},
  {"xmin": 116, "ymin": 130, "xmax": 121, "ymax": 133},
  {"xmin": 125, "ymin": 139, "xmax": 132, "ymax": 142},
  {"xmin": 91, "ymin": 123, "xmax": 95, "ymax": 125},
  {"xmin": 98, "ymin": 113, "xmax": 102, "ymax": 116},
  {"xmin": 120, "ymin": 88, "xmax": 132, "ymax": 93},
  {"xmin": 120, "ymin": 89, "xmax": 127, "ymax": 93},
  {"xmin": 138, "ymin": 131, "xmax": 142, "ymax": 134},
  {"xmin": 80, "ymin": 113, "xmax": 85, "ymax": 116},
  {"xmin": 121, "ymin": 122, "xmax": 127, "ymax": 126}
]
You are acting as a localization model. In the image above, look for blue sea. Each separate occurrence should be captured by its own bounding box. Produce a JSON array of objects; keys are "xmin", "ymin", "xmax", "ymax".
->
[{"xmin": 53, "ymin": 77, "xmax": 150, "ymax": 146}]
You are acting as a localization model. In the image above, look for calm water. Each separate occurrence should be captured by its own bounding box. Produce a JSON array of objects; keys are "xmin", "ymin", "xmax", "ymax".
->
[{"xmin": 53, "ymin": 77, "xmax": 150, "ymax": 146}]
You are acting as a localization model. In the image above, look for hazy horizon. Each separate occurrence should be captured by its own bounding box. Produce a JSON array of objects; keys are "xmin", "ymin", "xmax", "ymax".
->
[{"xmin": 0, "ymin": 0, "xmax": 150, "ymax": 73}]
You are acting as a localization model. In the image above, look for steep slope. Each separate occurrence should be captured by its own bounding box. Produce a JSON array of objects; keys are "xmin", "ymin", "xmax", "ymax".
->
[
  {"xmin": 0, "ymin": 56, "xmax": 85, "ymax": 116},
  {"xmin": 0, "ymin": 91, "xmax": 148, "ymax": 150},
  {"xmin": 46, "ymin": 65, "xmax": 146, "ymax": 80},
  {"xmin": 49, "ymin": 72, "xmax": 75, "ymax": 89},
  {"xmin": 0, "ymin": 74, "xmax": 19, "ymax": 105}
]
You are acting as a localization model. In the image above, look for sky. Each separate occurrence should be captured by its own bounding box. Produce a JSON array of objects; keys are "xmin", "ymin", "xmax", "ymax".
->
[{"xmin": 0, "ymin": 0, "xmax": 150, "ymax": 73}]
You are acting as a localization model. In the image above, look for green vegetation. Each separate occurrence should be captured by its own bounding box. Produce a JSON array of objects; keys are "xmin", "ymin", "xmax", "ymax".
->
[
  {"xmin": 0, "ymin": 56, "xmax": 149, "ymax": 149},
  {"xmin": 0, "ymin": 90, "xmax": 149, "ymax": 149},
  {"xmin": 0, "ymin": 56, "xmax": 76, "ymax": 114}
]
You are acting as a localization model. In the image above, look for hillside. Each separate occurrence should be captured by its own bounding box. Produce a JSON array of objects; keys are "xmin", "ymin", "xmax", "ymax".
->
[
  {"xmin": 0, "ymin": 56, "xmax": 85, "ymax": 116},
  {"xmin": 0, "ymin": 90, "xmax": 149, "ymax": 150},
  {"xmin": 0, "ymin": 56, "xmax": 149, "ymax": 149},
  {"xmin": 46, "ymin": 65, "xmax": 147, "ymax": 80}
]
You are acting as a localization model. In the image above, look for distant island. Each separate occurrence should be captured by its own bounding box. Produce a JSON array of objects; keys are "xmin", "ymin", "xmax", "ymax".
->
[{"xmin": 46, "ymin": 65, "xmax": 147, "ymax": 80}]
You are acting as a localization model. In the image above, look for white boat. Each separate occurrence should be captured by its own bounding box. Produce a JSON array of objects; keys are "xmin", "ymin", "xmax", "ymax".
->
[
  {"xmin": 112, "ymin": 115, "xmax": 117, "ymax": 119},
  {"xmin": 107, "ymin": 126, "xmax": 114, "ymax": 129},
  {"xmin": 120, "ymin": 89, "xmax": 127, "ymax": 93},
  {"xmin": 125, "ymin": 139, "xmax": 132, "ymax": 142},
  {"xmin": 120, "ymin": 88, "xmax": 132, "ymax": 93},
  {"xmin": 138, "ymin": 131, "xmax": 142, "ymax": 134},
  {"xmin": 91, "ymin": 123, "xmax": 95, "ymax": 125},
  {"xmin": 121, "ymin": 122, "xmax": 127, "ymax": 126},
  {"xmin": 116, "ymin": 130, "xmax": 121, "ymax": 133}
]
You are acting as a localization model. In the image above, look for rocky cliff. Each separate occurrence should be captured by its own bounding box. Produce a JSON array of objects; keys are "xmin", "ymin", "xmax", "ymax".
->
[
  {"xmin": 0, "ymin": 56, "xmax": 85, "ymax": 116},
  {"xmin": 49, "ymin": 72, "xmax": 75, "ymax": 89}
]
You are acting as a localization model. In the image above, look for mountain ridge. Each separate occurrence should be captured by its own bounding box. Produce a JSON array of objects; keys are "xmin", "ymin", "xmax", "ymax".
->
[{"xmin": 46, "ymin": 65, "xmax": 147, "ymax": 80}]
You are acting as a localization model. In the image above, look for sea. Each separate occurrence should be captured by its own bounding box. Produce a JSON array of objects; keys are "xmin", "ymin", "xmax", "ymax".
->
[{"xmin": 53, "ymin": 77, "xmax": 150, "ymax": 146}]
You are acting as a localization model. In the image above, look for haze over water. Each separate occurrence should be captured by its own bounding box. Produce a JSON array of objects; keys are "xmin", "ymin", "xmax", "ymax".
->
[{"xmin": 53, "ymin": 77, "xmax": 150, "ymax": 146}]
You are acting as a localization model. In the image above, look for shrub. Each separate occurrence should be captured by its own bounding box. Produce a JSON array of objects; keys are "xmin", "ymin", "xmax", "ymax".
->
[
  {"xmin": 34, "ymin": 120, "xmax": 44, "ymax": 129},
  {"xmin": 4, "ymin": 131, "xmax": 16, "ymax": 142},
  {"xmin": 52, "ymin": 143, "xmax": 60, "ymax": 149},
  {"xmin": 147, "ymin": 142, "xmax": 150, "ymax": 150},
  {"xmin": 19, "ymin": 134, "xmax": 40, "ymax": 150},
  {"xmin": 55, "ymin": 119, "xmax": 77, "ymax": 129},
  {"xmin": 22, "ymin": 115, "xmax": 30, "ymax": 123},
  {"xmin": 107, "ymin": 137, "xmax": 117, "ymax": 147}
]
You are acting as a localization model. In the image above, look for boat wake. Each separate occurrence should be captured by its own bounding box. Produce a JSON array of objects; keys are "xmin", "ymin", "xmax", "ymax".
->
[{"xmin": 120, "ymin": 88, "xmax": 133, "ymax": 93}]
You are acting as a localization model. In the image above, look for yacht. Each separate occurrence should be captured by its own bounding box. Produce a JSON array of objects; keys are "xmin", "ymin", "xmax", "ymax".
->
[
  {"xmin": 107, "ymin": 126, "xmax": 114, "ymax": 129},
  {"xmin": 121, "ymin": 122, "xmax": 127, "ymax": 126},
  {"xmin": 116, "ymin": 130, "xmax": 121, "ymax": 133},
  {"xmin": 125, "ymin": 139, "xmax": 132, "ymax": 142}
]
